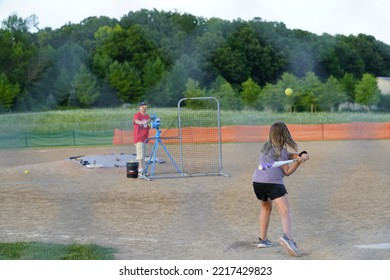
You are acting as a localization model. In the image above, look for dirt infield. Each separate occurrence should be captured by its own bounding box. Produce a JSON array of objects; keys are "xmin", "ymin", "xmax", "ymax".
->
[{"xmin": 0, "ymin": 140, "xmax": 389, "ymax": 260}]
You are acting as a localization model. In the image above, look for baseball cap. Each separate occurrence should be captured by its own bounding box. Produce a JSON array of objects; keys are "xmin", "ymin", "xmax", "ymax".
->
[{"xmin": 139, "ymin": 101, "xmax": 147, "ymax": 107}]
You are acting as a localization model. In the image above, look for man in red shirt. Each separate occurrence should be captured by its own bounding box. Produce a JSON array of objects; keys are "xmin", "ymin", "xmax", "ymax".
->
[{"xmin": 133, "ymin": 101, "xmax": 150, "ymax": 176}]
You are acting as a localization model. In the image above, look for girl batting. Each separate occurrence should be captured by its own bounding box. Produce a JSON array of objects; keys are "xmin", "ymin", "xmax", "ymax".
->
[{"xmin": 253, "ymin": 121, "xmax": 310, "ymax": 257}]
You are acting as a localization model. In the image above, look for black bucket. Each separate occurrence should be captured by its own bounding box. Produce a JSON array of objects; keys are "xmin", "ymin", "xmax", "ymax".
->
[{"xmin": 126, "ymin": 161, "xmax": 139, "ymax": 178}]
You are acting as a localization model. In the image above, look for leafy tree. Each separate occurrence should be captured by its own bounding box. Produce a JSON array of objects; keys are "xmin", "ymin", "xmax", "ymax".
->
[
  {"xmin": 95, "ymin": 23, "xmax": 162, "ymax": 70},
  {"xmin": 0, "ymin": 14, "xmax": 39, "ymax": 86},
  {"xmin": 107, "ymin": 61, "xmax": 143, "ymax": 103},
  {"xmin": 3, "ymin": 9, "xmax": 390, "ymax": 112},
  {"xmin": 183, "ymin": 78, "xmax": 207, "ymax": 109},
  {"xmin": 149, "ymin": 54, "xmax": 199, "ymax": 107},
  {"xmin": 259, "ymin": 83, "xmax": 284, "ymax": 112},
  {"xmin": 240, "ymin": 78, "xmax": 261, "ymax": 109},
  {"xmin": 45, "ymin": 93, "xmax": 57, "ymax": 109},
  {"xmin": 211, "ymin": 24, "xmax": 284, "ymax": 87},
  {"xmin": 67, "ymin": 88, "xmax": 79, "ymax": 108},
  {"xmin": 93, "ymin": 80, "xmax": 120, "ymax": 107},
  {"xmin": 299, "ymin": 72, "xmax": 324, "ymax": 112},
  {"xmin": 339, "ymin": 73, "xmax": 357, "ymax": 103},
  {"xmin": 0, "ymin": 73, "xmax": 20, "ymax": 112},
  {"xmin": 286, "ymin": 31, "xmax": 319, "ymax": 77},
  {"xmin": 278, "ymin": 72, "xmax": 300, "ymax": 88},
  {"xmin": 120, "ymin": 9, "xmax": 181, "ymax": 48},
  {"xmin": 52, "ymin": 67, "xmax": 73, "ymax": 106},
  {"xmin": 142, "ymin": 57, "xmax": 169, "ymax": 106},
  {"xmin": 209, "ymin": 76, "xmax": 242, "ymax": 110},
  {"xmin": 13, "ymin": 88, "xmax": 34, "ymax": 112},
  {"xmin": 170, "ymin": 12, "xmax": 200, "ymax": 35},
  {"xmin": 142, "ymin": 57, "xmax": 166, "ymax": 89},
  {"xmin": 194, "ymin": 25, "xmax": 225, "ymax": 86},
  {"xmin": 92, "ymin": 53, "xmax": 113, "ymax": 78},
  {"xmin": 348, "ymin": 34, "xmax": 389, "ymax": 76},
  {"xmin": 1, "ymin": 13, "xmax": 36, "ymax": 32},
  {"xmin": 125, "ymin": 24, "xmax": 162, "ymax": 71},
  {"xmin": 70, "ymin": 16, "xmax": 118, "ymax": 54},
  {"xmin": 321, "ymin": 36, "xmax": 365, "ymax": 79},
  {"xmin": 48, "ymin": 42, "xmax": 89, "ymax": 105},
  {"xmin": 319, "ymin": 75, "xmax": 347, "ymax": 112},
  {"xmin": 26, "ymin": 44, "xmax": 55, "ymax": 85},
  {"xmin": 71, "ymin": 64, "xmax": 100, "ymax": 107},
  {"xmin": 276, "ymin": 72, "xmax": 300, "ymax": 112},
  {"xmin": 148, "ymin": 74, "xmax": 174, "ymax": 107},
  {"xmin": 355, "ymin": 73, "xmax": 381, "ymax": 111},
  {"xmin": 94, "ymin": 24, "xmax": 128, "ymax": 62},
  {"xmin": 211, "ymin": 45, "xmax": 249, "ymax": 86}
]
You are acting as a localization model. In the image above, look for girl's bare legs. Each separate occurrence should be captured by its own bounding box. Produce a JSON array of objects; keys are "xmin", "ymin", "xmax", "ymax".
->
[
  {"xmin": 259, "ymin": 199, "xmax": 272, "ymax": 240},
  {"xmin": 273, "ymin": 194, "xmax": 293, "ymax": 239},
  {"xmin": 273, "ymin": 194, "xmax": 301, "ymax": 256}
]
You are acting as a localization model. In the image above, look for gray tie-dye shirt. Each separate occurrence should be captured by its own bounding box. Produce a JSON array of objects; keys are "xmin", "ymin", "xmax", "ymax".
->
[{"xmin": 252, "ymin": 147, "xmax": 289, "ymax": 185}]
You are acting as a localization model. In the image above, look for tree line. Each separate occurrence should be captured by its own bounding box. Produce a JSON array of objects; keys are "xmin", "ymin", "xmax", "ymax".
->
[{"xmin": 1, "ymin": 9, "xmax": 390, "ymax": 113}]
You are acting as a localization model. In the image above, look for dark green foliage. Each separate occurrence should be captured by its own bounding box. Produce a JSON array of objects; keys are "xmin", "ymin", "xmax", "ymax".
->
[
  {"xmin": 378, "ymin": 94, "xmax": 390, "ymax": 112},
  {"xmin": 0, "ymin": 73, "xmax": 20, "ymax": 112},
  {"xmin": 1, "ymin": 10, "xmax": 390, "ymax": 112},
  {"xmin": 71, "ymin": 64, "xmax": 101, "ymax": 107}
]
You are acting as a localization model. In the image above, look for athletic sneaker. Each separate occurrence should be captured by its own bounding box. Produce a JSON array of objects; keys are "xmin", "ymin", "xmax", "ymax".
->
[
  {"xmin": 257, "ymin": 238, "xmax": 272, "ymax": 248},
  {"xmin": 279, "ymin": 234, "xmax": 301, "ymax": 257}
]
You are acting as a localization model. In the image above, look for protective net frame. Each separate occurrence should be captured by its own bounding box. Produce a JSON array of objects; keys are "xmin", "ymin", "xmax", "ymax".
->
[
  {"xmin": 143, "ymin": 97, "xmax": 228, "ymax": 180},
  {"xmin": 178, "ymin": 97, "xmax": 228, "ymax": 177}
]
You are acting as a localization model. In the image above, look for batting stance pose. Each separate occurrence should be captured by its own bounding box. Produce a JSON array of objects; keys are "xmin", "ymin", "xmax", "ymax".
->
[{"xmin": 252, "ymin": 121, "xmax": 310, "ymax": 257}]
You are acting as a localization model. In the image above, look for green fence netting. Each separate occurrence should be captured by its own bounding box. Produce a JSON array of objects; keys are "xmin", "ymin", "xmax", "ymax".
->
[
  {"xmin": 0, "ymin": 132, "xmax": 28, "ymax": 148},
  {"xmin": 0, "ymin": 130, "xmax": 114, "ymax": 148}
]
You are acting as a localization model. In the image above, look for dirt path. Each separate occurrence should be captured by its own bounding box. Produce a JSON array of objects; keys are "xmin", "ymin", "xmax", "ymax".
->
[{"xmin": 0, "ymin": 141, "xmax": 389, "ymax": 259}]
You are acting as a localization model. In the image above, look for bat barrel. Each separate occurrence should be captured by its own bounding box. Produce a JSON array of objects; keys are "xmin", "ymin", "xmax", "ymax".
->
[{"xmin": 258, "ymin": 159, "xmax": 294, "ymax": 171}]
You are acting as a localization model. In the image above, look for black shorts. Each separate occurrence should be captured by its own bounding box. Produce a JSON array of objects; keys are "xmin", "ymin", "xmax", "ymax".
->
[{"xmin": 253, "ymin": 182, "xmax": 287, "ymax": 201}]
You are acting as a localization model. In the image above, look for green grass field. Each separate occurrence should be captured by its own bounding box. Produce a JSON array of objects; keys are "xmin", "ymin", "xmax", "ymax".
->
[
  {"xmin": 0, "ymin": 242, "xmax": 115, "ymax": 260},
  {"xmin": 1, "ymin": 107, "xmax": 389, "ymax": 134}
]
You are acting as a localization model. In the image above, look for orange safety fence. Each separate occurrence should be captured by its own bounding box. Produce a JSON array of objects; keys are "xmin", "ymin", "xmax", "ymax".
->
[{"xmin": 113, "ymin": 122, "xmax": 390, "ymax": 145}]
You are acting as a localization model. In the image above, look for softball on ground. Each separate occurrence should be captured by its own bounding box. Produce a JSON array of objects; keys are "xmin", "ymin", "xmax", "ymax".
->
[
  {"xmin": 285, "ymin": 88, "xmax": 293, "ymax": 96},
  {"xmin": 24, "ymin": 170, "xmax": 29, "ymax": 174}
]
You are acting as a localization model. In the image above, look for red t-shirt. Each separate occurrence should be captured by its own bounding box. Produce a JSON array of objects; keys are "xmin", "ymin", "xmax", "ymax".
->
[{"xmin": 133, "ymin": 112, "xmax": 150, "ymax": 143}]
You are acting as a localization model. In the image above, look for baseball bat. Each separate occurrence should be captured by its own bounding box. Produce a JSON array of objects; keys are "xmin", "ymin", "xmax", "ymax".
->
[{"xmin": 258, "ymin": 159, "xmax": 298, "ymax": 171}]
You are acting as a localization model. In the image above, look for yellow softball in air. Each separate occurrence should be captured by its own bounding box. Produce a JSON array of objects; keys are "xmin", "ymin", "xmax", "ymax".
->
[
  {"xmin": 285, "ymin": 88, "xmax": 293, "ymax": 96},
  {"xmin": 24, "ymin": 170, "xmax": 29, "ymax": 174}
]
